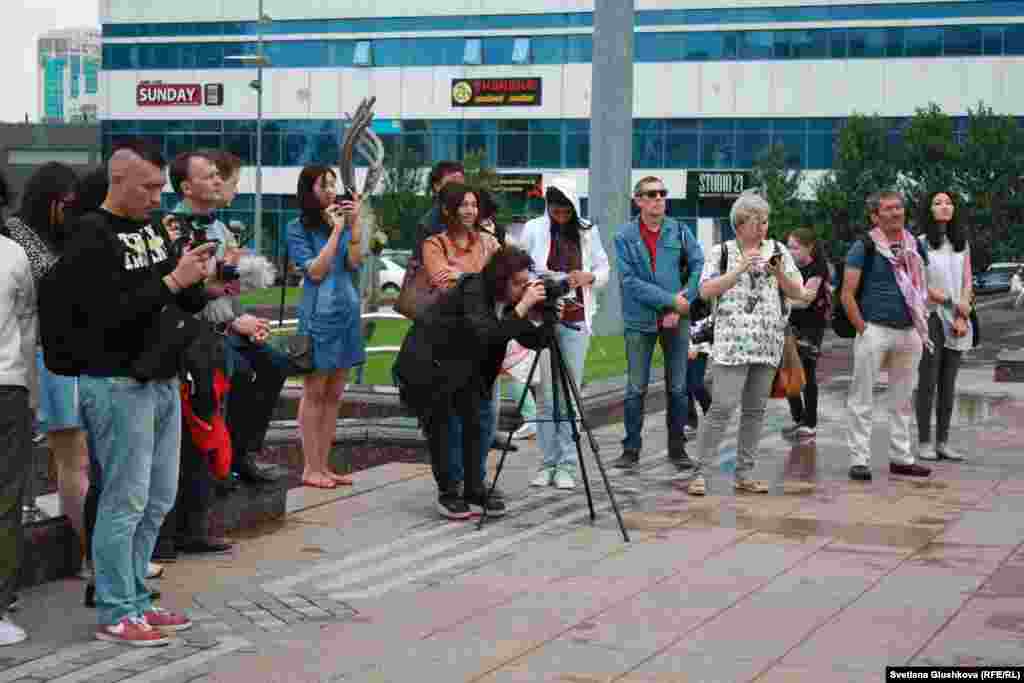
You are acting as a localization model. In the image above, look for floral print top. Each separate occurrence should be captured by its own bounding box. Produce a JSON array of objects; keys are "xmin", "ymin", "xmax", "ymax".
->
[{"xmin": 699, "ymin": 240, "xmax": 803, "ymax": 368}]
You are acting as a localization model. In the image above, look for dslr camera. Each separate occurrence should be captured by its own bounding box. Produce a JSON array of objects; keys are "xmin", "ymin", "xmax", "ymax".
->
[
  {"xmin": 166, "ymin": 213, "xmax": 238, "ymax": 282},
  {"xmin": 538, "ymin": 275, "xmax": 572, "ymax": 322}
]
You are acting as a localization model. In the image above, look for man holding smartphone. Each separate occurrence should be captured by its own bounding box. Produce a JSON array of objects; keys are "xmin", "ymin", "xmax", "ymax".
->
[{"xmin": 61, "ymin": 140, "xmax": 215, "ymax": 646}]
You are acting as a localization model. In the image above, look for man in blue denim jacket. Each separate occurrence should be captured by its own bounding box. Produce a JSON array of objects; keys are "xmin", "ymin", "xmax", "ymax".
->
[{"xmin": 611, "ymin": 176, "xmax": 704, "ymax": 471}]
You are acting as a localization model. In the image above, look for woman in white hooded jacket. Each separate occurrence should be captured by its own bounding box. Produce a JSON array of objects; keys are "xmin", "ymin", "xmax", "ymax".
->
[{"xmin": 515, "ymin": 176, "xmax": 610, "ymax": 489}]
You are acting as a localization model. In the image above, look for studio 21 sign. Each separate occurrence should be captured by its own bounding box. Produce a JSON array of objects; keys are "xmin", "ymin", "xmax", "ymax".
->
[
  {"xmin": 692, "ymin": 170, "xmax": 751, "ymax": 198},
  {"xmin": 136, "ymin": 83, "xmax": 224, "ymax": 107}
]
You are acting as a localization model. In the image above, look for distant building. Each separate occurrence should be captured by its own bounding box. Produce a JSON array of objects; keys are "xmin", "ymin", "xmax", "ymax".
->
[
  {"xmin": 0, "ymin": 122, "xmax": 101, "ymax": 208},
  {"xmin": 38, "ymin": 27, "xmax": 101, "ymax": 124}
]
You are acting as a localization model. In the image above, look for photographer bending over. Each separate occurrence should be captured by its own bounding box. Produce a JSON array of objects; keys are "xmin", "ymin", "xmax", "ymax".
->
[
  {"xmin": 518, "ymin": 177, "xmax": 609, "ymax": 490},
  {"xmin": 394, "ymin": 246, "xmax": 547, "ymax": 520}
]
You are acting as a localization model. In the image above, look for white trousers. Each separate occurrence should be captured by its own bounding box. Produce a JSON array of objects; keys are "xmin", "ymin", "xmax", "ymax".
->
[{"xmin": 846, "ymin": 323, "xmax": 922, "ymax": 467}]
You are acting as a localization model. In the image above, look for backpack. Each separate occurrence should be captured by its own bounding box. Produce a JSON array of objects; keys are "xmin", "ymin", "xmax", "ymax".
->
[
  {"xmin": 832, "ymin": 235, "xmax": 927, "ymax": 338},
  {"xmin": 37, "ymin": 256, "xmax": 83, "ymax": 376}
]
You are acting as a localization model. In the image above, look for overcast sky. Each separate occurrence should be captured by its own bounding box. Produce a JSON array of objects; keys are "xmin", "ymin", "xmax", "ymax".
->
[{"xmin": 3, "ymin": 1, "xmax": 100, "ymax": 122}]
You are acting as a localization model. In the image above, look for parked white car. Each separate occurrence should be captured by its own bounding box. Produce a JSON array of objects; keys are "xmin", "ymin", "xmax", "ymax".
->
[{"xmin": 377, "ymin": 256, "xmax": 406, "ymax": 296}]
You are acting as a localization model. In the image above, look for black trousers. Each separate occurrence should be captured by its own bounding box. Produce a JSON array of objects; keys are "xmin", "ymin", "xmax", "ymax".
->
[
  {"xmin": 788, "ymin": 341, "xmax": 821, "ymax": 429},
  {"xmin": 156, "ymin": 417, "xmax": 216, "ymax": 550},
  {"xmin": 0, "ymin": 387, "xmax": 31, "ymax": 613},
  {"xmin": 225, "ymin": 339, "xmax": 290, "ymax": 461},
  {"xmin": 424, "ymin": 386, "xmax": 484, "ymax": 497},
  {"xmin": 917, "ymin": 313, "xmax": 963, "ymax": 445}
]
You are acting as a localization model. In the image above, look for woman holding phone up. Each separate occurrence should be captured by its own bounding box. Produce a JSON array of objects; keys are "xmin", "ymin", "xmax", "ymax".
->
[{"xmin": 286, "ymin": 166, "xmax": 364, "ymax": 490}]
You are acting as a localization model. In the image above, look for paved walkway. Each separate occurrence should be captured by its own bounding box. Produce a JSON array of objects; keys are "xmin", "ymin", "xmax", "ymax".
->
[{"xmin": 5, "ymin": 364, "xmax": 1024, "ymax": 682}]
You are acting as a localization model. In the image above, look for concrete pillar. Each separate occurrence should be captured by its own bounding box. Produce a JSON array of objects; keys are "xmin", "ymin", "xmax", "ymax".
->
[{"xmin": 588, "ymin": 0, "xmax": 634, "ymax": 337}]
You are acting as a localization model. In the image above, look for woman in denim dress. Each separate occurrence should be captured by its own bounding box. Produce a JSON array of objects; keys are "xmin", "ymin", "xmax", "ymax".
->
[{"xmin": 286, "ymin": 166, "xmax": 365, "ymax": 489}]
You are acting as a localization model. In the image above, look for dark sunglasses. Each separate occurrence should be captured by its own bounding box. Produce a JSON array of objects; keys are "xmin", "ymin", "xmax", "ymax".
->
[{"xmin": 636, "ymin": 189, "xmax": 668, "ymax": 199}]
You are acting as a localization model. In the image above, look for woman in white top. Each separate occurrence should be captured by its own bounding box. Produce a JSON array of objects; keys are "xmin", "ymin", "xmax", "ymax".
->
[
  {"xmin": 915, "ymin": 190, "xmax": 973, "ymax": 462},
  {"xmin": 692, "ymin": 192, "xmax": 804, "ymax": 497},
  {"xmin": 516, "ymin": 176, "xmax": 610, "ymax": 490}
]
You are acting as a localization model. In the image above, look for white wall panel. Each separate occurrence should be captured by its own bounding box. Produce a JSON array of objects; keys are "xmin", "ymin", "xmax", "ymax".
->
[{"xmin": 103, "ymin": 58, "xmax": 1024, "ymax": 121}]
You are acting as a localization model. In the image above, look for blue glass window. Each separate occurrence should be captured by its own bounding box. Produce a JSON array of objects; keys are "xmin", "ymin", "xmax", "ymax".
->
[
  {"xmin": 666, "ymin": 121, "xmax": 698, "ymax": 167},
  {"xmin": 373, "ymin": 39, "xmax": 403, "ymax": 67},
  {"xmin": 634, "ymin": 120, "xmax": 665, "ymax": 168},
  {"xmin": 260, "ymin": 134, "xmax": 283, "ymax": 166},
  {"xmin": 944, "ymin": 26, "xmax": 983, "ymax": 55},
  {"xmin": 512, "ymin": 37, "xmax": 532, "ymax": 64},
  {"xmin": 498, "ymin": 132, "xmax": 528, "ymax": 167},
  {"xmin": 636, "ymin": 33, "xmax": 684, "ymax": 62},
  {"xmin": 807, "ymin": 134, "xmax": 834, "ymax": 168},
  {"xmin": 848, "ymin": 28, "xmax": 887, "ymax": 57},
  {"xmin": 353, "ymin": 40, "xmax": 372, "ymax": 66},
  {"xmin": 906, "ymin": 27, "xmax": 942, "ymax": 56},
  {"xmin": 982, "ymin": 26, "xmax": 1004, "ymax": 55},
  {"xmin": 565, "ymin": 132, "xmax": 589, "ymax": 168},
  {"xmin": 464, "ymin": 38, "xmax": 482, "ymax": 65},
  {"xmin": 685, "ymin": 32, "xmax": 727, "ymax": 60},
  {"xmin": 737, "ymin": 132, "xmax": 771, "ymax": 166},
  {"xmin": 529, "ymin": 131, "xmax": 561, "ymax": 167},
  {"xmin": 264, "ymin": 41, "xmax": 327, "ymax": 68},
  {"xmin": 884, "ymin": 28, "xmax": 905, "ymax": 57},
  {"xmin": 787, "ymin": 30, "xmax": 828, "ymax": 58},
  {"xmin": 565, "ymin": 35, "xmax": 592, "ymax": 62},
  {"xmin": 738, "ymin": 31, "xmax": 774, "ymax": 59},
  {"xmin": 1005, "ymin": 25, "xmax": 1024, "ymax": 54},
  {"xmin": 828, "ymin": 29, "xmax": 848, "ymax": 58},
  {"xmin": 484, "ymin": 37, "xmax": 515, "ymax": 64},
  {"xmin": 531, "ymin": 36, "xmax": 565, "ymax": 64}
]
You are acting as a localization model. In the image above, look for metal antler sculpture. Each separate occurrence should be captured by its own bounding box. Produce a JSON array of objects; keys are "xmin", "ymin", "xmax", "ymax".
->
[{"xmin": 339, "ymin": 96, "xmax": 385, "ymax": 197}]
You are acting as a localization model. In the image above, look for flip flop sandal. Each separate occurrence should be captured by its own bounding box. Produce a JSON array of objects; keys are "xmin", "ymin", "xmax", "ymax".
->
[
  {"xmin": 329, "ymin": 472, "xmax": 355, "ymax": 485},
  {"xmin": 687, "ymin": 476, "xmax": 707, "ymax": 496},
  {"xmin": 302, "ymin": 477, "xmax": 337, "ymax": 490},
  {"xmin": 734, "ymin": 479, "xmax": 769, "ymax": 494}
]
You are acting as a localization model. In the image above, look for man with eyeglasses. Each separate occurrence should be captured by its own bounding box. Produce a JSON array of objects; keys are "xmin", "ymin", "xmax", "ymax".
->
[{"xmin": 612, "ymin": 176, "xmax": 704, "ymax": 471}]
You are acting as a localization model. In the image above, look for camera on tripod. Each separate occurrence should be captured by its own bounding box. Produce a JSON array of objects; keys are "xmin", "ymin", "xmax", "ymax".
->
[{"xmin": 539, "ymin": 275, "xmax": 571, "ymax": 321}]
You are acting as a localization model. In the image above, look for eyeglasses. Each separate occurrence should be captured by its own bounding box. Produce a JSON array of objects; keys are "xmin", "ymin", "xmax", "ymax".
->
[{"xmin": 635, "ymin": 189, "xmax": 668, "ymax": 199}]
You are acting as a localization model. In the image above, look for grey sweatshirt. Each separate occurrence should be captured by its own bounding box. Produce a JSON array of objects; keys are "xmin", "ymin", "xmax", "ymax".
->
[{"xmin": 0, "ymin": 235, "xmax": 35, "ymax": 389}]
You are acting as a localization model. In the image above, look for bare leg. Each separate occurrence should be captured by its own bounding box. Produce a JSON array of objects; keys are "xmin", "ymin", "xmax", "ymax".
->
[
  {"xmin": 322, "ymin": 369, "xmax": 352, "ymax": 485},
  {"xmin": 300, "ymin": 374, "xmax": 333, "ymax": 488},
  {"xmin": 48, "ymin": 428, "xmax": 90, "ymax": 557}
]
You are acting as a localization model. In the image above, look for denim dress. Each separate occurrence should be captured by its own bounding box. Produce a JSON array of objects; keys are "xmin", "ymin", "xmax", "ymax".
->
[{"xmin": 286, "ymin": 218, "xmax": 366, "ymax": 371}]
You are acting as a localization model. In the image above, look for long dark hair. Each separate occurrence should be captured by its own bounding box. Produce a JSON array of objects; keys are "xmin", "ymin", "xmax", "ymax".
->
[
  {"xmin": 919, "ymin": 190, "xmax": 966, "ymax": 253},
  {"xmin": 482, "ymin": 245, "xmax": 533, "ymax": 302},
  {"xmin": 297, "ymin": 165, "xmax": 335, "ymax": 230},
  {"xmin": 15, "ymin": 162, "xmax": 79, "ymax": 252},
  {"xmin": 546, "ymin": 187, "xmax": 582, "ymax": 243},
  {"xmin": 68, "ymin": 167, "xmax": 109, "ymax": 219},
  {"xmin": 438, "ymin": 183, "xmax": 479, "ymax": 231}
]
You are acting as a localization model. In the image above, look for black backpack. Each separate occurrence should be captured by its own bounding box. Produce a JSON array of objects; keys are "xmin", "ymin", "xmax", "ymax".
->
[{"xmin": 38, "ymin": 256, "xmax": 83, "ymax": 376}]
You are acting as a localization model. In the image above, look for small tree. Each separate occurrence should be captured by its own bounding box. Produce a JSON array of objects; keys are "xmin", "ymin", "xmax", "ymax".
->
[
  {"xmin": 812, "ymin": 113, "xmax": 900, "ymax": 258},
  {"xmin": 749, "ymin": 144, "xmax": 807, "ymax": 241},
  {"xmin": 371, "ymin": 143, "xmax": 432, "ymax": 250},
  {"xmin": 899, "ymin": 103, "xmax": 960, "ymax": 220}
]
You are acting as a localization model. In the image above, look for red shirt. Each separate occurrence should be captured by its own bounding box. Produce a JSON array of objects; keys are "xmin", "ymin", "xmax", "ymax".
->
[{"xmin": 639, "ymin": 221, "xmax": 660, "ymax": 272}]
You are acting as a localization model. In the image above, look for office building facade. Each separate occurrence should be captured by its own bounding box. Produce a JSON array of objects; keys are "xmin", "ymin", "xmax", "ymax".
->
[{"xmin": 39, "ymin": 28, "xmax": 102, "ymax": 124}]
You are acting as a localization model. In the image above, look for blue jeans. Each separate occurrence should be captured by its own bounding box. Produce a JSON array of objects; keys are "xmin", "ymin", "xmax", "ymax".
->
[
  {"xmin": 536, "ymin": 325, "xmax": 591, "ymax": 472},
  {"xmin": 623, "ymin": 326, "xmax": 689, "ymax": 453},
  {"xmin": 446, "ymin": 394, "xmax": 495, "ymax": 489},
  {"xmin": 80, "ymin": 376, "xmax": 181, "ymax": 625}
]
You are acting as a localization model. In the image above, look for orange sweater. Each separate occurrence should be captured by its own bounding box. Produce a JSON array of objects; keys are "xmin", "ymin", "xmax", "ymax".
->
[{"xmin": 423, "ymin": 229, "xmax": 500, "ymax": 289}]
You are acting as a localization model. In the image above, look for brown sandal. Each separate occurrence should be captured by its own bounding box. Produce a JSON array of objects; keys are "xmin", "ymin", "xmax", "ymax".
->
[
  {"xmin": 688, "ymin": 476, "xmax": 706, "ymax": 496},
  {"xmin": 734, "ymin": 479, "xmax": 769, "ymax": 494}
]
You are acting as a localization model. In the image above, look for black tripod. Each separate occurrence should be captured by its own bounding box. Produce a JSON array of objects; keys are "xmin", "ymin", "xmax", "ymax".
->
[{"xmin": 478, "ymin": 320, "xmax": 630, "ymax": 543}]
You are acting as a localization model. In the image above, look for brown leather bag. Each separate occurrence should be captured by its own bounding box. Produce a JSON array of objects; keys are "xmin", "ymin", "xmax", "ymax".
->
[
  {"xmin": 395, "ymin": 240, "xmax": 448, "ymax": 320},
  {"xmin": 771, "ymin": 332, "xmax": 807, "ymax": 399}
]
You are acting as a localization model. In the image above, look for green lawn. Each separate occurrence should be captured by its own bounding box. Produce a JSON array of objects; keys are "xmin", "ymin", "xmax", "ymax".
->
[
  {"xmin": 240, "ymin": 287, "xmax": 302, "ymax": 307},
  {"xmin": 283, "ymin": 317, "xmax": 660, "ymax": 386}
]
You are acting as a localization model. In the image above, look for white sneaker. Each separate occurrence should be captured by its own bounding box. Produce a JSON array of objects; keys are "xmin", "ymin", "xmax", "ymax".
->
[
  {"xmin": 0, "ymin": 617, "xmax": 27, "ymax": 646},
  {"xmin": 936, "ymin": 443, "xmax": 965, "ymax": 461},
  {"xmin": 796, "ymin": 426, "xmax": 816, "ymax": 440},
  {"xmin": 512, "ymin": 423, "xmax": 537, "ymax": 440},
  {"xmin": 553, "ymin": 469, "xmax": 576, "ymax": 490},
  {"xmin": 146, "ymin": 562, "xmax": 164, "ymax": 580},
  {"xmin": 918, "ymin": 444, "xmax": 938, "ymax": 461},
  {"xmin": 530, "ymin": 468, "xmax": 554, "ymax": 487}
]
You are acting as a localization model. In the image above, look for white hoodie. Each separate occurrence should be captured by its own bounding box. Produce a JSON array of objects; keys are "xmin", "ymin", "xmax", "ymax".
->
[
  {"xmin": 514, "ymin": 176, "xmax": 610, "ymax": 335},
  {"xmin": 0, "ymin": 236, "xmax": 35, "ymax": 390}
]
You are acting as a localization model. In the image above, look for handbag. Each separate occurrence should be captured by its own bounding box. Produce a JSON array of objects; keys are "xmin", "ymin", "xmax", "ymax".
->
[
  {"xmin": 272, "ymin": 227, "xmax": 317, "ymax": 374},
  {"xmin": 396, "ymin": 239, "xmax": 448, "ymax": 320},
  {"xmin": 771, "ymin": 331, "xmax": 807, "ymax": 399}
]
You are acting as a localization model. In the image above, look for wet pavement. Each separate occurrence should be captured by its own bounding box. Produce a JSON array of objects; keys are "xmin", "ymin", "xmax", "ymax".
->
[{"xmin": 5, "ymin": 330, "xmax": 1024, "ymax": 682}]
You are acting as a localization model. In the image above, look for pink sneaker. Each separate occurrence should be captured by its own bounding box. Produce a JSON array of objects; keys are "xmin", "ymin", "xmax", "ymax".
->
[
  {"xmin": 96, "ymin": 616, "xmax": 169, "ymax": 647},
  {"xmin": 142, "ymin": 608, "xmax": 192, "ymax": 632}
]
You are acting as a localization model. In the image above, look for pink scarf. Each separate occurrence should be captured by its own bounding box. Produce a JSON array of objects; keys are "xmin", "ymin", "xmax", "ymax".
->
[{"xmin": 869, "ymin": 227, "xmax": 934, "ymax": 353}]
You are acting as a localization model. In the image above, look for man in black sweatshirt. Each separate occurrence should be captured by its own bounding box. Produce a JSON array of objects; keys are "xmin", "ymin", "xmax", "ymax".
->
[{"xmin": 62, "ymin": 140, "xmax": 216, "ymax": 647}]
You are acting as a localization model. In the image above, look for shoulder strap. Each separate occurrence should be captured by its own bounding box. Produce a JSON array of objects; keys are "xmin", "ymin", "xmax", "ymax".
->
[{"xmin": 719, "ymin": 241, "xmax": 730, "ymax": 275}]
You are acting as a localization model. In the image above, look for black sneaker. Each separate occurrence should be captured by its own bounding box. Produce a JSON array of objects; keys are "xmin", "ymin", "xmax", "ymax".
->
[
  {"xmin": 611, "ymin": 450, "xmax": 639, "ymax": 469},
  {"xmin": 849, "ymin": 465, "xmax": 872, "ymax": 482},
  {"xmin": 465, "ymin": 492, "xmax": 506, "ymax": 517},
  {"xmin": 668, "ymin": 448, "xmax": 695, "ymax": 470},
  {"xmin": 890, "ymin": 462, "xmax": 931, "ymax": 478},
  {"xmin": 436, "ymin": 494, "xmax": 472, "ymax": 520}
]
